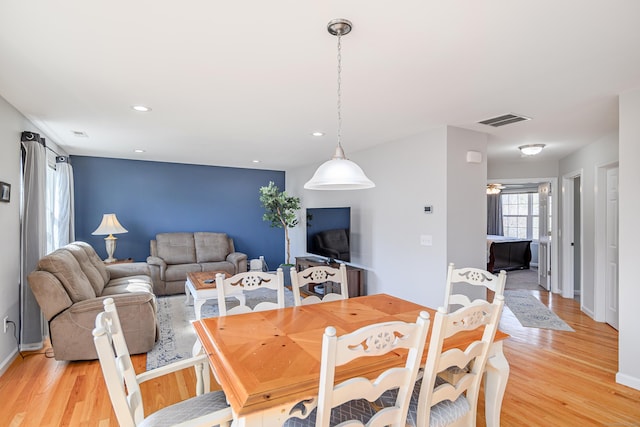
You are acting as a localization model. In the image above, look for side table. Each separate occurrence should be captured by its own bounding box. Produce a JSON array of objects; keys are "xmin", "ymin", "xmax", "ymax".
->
[
  {"xmin": 104, "ymin": 258, "xmax": 134, "ymax": 265},
  {"xmin": 185, "ymin": 271, "xmax": 245, "ymax": 320}
]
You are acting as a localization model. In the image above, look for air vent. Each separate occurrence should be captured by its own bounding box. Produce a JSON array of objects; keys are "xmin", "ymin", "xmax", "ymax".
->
[
  {"xmin": 478, "ymin": 114, "xmax": 531, "ymax": 127},
  {"xmin": 71, "ymin": 130, "xmax": 88, "ymax": 137}
]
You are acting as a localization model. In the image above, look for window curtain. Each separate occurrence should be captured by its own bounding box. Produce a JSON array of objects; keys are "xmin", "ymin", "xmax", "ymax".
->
[
  {"xmin": 20, "ymin": 131, "xmax": 47, "ymax": 349},
  {"xmin": 53, "ymin": 157, "xmax": 75, "ymax": 248},
  {"xmin": 487, "ymin": 193, "xmax": 503, "ymax": 235}
]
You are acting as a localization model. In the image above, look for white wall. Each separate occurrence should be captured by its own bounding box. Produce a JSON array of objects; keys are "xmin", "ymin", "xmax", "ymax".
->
[
  {"xmin": 0, "ymin": 98, "xmax": 29, "ymax": 371},
  {"xmin": 617, "ymin": 87, "xmax": 640, "ymax": 390},
  {"xmin": 559, "ymin": 133, "xmax": 618, "ymax": 315},
  {"xmin": 488, "ymin": 155, "xmax": 559, "ymax": 180},
  {"xmin": 0, "ymin": 96, "xmax": 63, "ymax": 374},
  {"xmin": 287, "ymin": 126, "xmax": 487, "ymax": 309},
  {"xmin": 446, "ymin": 127, "xmax": 489, "ymax": 301}
]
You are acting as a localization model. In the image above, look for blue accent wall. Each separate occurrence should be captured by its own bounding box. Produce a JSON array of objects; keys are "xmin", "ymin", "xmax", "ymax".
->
[{"xmin": 72, "ymin": 156, "xmax": 286, "ymax": 268}]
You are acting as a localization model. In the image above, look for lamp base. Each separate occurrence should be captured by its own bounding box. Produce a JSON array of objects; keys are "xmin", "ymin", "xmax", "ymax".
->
[{"xmin": 104, "ymin": 235, "xmax": 118, "ymax": 263}]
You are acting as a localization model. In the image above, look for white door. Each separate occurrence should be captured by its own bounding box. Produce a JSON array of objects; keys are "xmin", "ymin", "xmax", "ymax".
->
[
  {"xmin": 605, "ymin": 167, "xmax": 619, "ymax": 329},
  {"xmin": 538, "ymin": 182, "xmax": 551, "ymax": 291}
]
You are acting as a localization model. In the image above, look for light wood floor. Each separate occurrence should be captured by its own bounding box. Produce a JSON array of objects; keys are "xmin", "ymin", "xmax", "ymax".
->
[{"xmin": 1, "ymin": 291, "xmax": 639, "ymax": 427}]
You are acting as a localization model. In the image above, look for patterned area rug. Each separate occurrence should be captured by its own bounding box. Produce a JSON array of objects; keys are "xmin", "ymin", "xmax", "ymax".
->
[
  {"xmin": 147, "ymin": 288, "xmax": 295, "ymax": 370},
  {"xmin": 504, "ymin": 290, "xmax": 574, "ymax": 331}
]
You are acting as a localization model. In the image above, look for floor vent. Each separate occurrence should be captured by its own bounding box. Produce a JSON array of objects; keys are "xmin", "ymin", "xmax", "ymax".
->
[{"xmin": 478, "ymin": 113, "xmax": 531, "ymax": 127}]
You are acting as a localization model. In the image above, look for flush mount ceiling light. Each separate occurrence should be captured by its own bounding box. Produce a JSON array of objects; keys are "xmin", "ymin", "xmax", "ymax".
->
[
  {"xmin": 131, "ymin": 105, "xmax": 151, "ymax": 112},
  {"xmin": 519, "ymin": 144, "xmax": 546, "ymax": 156},
  {"xmin": 311, "ymin": 131, "xmax": 325, "ymax": 137},
  {"xmin": 304, "ymin": 19, "xmax": 375, "ymax": 191}
]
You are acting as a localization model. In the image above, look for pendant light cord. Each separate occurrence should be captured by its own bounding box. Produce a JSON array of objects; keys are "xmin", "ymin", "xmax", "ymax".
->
[{"xmin": 336, "ymin": 34, "xmax": 343, "ymax": 149}]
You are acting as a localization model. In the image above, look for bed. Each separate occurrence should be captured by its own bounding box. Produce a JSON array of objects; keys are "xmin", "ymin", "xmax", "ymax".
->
[{"xmin": 487, "ymin": 235, "xmax": 532, "ymax": 273}]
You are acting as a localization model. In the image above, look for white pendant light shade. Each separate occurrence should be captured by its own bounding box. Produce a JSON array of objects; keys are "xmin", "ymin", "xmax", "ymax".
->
[
  {"xmin": 304, "ymin": 146, "xmax": 375, "ymax": 190},
  {"xmin": 305, "ymin": 18, "xmax": 375, "ymax": 191}
]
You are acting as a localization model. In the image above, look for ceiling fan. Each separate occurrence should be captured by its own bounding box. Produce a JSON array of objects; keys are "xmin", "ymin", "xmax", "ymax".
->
[{"xmin": 486, "ymin": 183, "xmax": 505, "ymax": 195}]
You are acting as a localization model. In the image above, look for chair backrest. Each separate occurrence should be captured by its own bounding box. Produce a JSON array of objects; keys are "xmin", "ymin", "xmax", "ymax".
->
[
  {"xmin": 315, "ymin": 312, "xmax": 430, "ymax": 427},
  {"xmin": 289, "ymin": 264, "xmax": 348, "ymax": 306},
  {"xmin": 216, "ymin": 268, "xmax": 285, "ymax": 316},
  {"xmin": 443, "ymin": 262, "xmax": 506, "ymax": 311},
  {"xmin": 416, "ymin": 296, "xmax": 505, "ymax": 427},
  {"xmin": 93, "ymin": 298, "xmax": 143, "ymax": 427}
]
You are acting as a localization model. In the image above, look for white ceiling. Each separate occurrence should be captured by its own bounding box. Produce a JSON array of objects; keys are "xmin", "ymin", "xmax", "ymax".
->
[{"xmin": 1, "ymin": 1, "xmax": 639, "ymax": 171}]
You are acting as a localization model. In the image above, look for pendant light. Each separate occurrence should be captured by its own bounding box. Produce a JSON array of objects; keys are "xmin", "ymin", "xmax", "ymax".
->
[{"xmin": 304, "ymin": 19, "xmax": 375, "ymax": 190}]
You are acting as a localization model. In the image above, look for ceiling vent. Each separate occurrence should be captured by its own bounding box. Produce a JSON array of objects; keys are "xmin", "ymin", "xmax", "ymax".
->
[{"xmin": 478, "ymin": 113, "xmax": 531, "ymax": 127}]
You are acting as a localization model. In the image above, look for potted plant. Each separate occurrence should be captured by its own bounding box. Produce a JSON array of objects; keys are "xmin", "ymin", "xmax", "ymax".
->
[{"xmin": 259, "ymin": 181, "xmax": 301, "ymax": 275}]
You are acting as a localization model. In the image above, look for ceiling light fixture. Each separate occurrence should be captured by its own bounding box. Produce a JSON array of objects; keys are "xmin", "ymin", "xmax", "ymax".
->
[
  {"xmin": 304, "ymin": 19, "xmax": 375, "ymax": 191},
  {"xmin": 486, "ymin": 183, "xmax": 504, "ymax": 195},
  {"xmin": 519, "ymin": 144, "xmax": 545, "ymax": 156},
  {"xmin": 134, "ymin": 149, "xmax": 145, "ymax": 153},
  {"xmin": 131, "ymin": 105, "xmax": 151, "ymax": 112},
  {"xmin": 311, "ymin": 132, "xmax": 325, "ymax": 137}
]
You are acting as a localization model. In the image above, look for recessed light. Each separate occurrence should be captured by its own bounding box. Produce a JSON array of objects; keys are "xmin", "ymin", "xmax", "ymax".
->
[
  {"xmin": 71, "ymin": 130, "xmax": 88, "ymax": 137},
  {"xmin": 252, "ymin": 160, "xmax": 261, "ymax": 163},
  {"xmin": 311, "ymin": 132, "xmax": 324, "ymax": 137},
  {"xmin": 131, "ymin": 105, "xmax": 151, "ymax": 112},
  {"xmin": 134, "ymin": 149, "xmax": 146, "ymax": 153}
]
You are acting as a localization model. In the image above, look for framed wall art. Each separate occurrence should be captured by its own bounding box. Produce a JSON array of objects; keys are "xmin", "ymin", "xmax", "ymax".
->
[{"xmin": 1, "ymin": 182, "xmax": 11, "ymax": 202}]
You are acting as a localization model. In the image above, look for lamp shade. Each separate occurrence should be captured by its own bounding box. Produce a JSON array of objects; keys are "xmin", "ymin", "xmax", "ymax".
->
[
  {"xmin": 304, "ymin": 146, "xmax": 375, "ymax": 190},
  {"xmin": 92, "ymin": 213, "xmax": 128, "ymax": 236}
]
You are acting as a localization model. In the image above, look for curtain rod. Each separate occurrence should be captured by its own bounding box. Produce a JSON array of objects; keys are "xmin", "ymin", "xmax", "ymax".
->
[{"xmin": 21, "ymin": 130, "xmax": 63, "ymax": 158}]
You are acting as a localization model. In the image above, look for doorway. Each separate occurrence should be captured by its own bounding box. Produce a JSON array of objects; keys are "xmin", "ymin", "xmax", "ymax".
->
[{"xmin": 487, "ymin": 177, "xmax": 558, "ymax": 292}]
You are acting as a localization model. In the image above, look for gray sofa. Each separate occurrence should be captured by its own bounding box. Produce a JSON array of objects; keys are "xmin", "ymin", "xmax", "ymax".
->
[
  {"xmin": 27, "ymin": 241, "xmax": 157, "ymax": 361},
  {"xmin": 146, "ymin": 232, "xmax": 248, "ymax": 295}
]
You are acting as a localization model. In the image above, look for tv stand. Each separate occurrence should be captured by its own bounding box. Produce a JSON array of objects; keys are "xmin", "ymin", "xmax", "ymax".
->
[{"xmin": 295, "ymin": 256, "xmax": 365, "ymax": 297}]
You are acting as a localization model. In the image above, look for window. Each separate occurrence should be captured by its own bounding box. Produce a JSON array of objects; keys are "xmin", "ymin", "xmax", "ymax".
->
[{"xmin": 502, "ymin": 192, "xmax": 539, "ymax": 240}]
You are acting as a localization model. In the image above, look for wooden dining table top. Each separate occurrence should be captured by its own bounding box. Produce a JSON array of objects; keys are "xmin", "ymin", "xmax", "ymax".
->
[{"xmin": 193, "ymin": 293, "xmax": 508, "ymax": 417}]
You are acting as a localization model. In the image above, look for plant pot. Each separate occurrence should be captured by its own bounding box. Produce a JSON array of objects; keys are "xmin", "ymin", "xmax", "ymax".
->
[{"xmin": 279, "ymin": 264, "xmax": 294, "ymax": 287}]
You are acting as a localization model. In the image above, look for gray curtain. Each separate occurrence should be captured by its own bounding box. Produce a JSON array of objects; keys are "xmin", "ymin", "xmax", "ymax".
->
[
  {"xmin": 487, "ymin": 193, "xmax": 503, "ymax": 235},
  {"xmin": 20, "ymin": 132, "xmax": 47, "ymax": 349},
  {"xmin": 53, "ymin": 157, "xmax": 75, "ymax": 248}
]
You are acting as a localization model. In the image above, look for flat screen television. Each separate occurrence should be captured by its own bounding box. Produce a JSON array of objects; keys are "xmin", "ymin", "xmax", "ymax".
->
[{"xmin": 305, "ymin": 207, "xmax": 351, "ymax": 263}]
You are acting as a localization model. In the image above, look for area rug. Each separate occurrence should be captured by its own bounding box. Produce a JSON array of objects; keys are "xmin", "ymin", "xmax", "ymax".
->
[
  {"xmin": 504, "ymin": 290, "xmax": 574, "ymax": 331},
  {"xmin": 147, "ymin": 288, "xmax": 295, "ymax": 370}
]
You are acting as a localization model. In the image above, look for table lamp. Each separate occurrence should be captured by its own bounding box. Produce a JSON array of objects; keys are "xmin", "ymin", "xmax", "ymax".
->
[{"xmin": 92, "ymin": 213, "xmax": 128, "ymax": 263}]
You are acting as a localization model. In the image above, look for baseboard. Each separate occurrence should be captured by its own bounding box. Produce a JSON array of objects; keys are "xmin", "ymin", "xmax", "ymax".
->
[
  {"xmin": 0, "ymin": 347, "xmax": 19, "ymax": 377},
  {"xmin": 616, "ymin": 372, "xmax": 640, "ymax": 391}
]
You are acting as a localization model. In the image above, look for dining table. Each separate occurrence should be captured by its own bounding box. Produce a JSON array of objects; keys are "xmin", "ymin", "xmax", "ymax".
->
[{"xmin": 192, "ymin": 293, "xmax": 509, "ymax": 427}]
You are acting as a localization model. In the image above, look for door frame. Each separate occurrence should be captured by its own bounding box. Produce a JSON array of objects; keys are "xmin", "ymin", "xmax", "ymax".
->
[
  {"xmin": 488, "ymin": 177, "xmax": 558, "ymax": 293},
  {"xmin": 594, "ymin": 161, "xmax": 619, "ymax": 323},
  {"xmin": 561, "ymin": 170, "xmax": 583, "ymax": 300}
]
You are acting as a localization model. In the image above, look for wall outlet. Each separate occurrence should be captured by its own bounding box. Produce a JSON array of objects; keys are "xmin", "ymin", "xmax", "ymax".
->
[{"xmin": 3, "ymin": 316, "xmax": 8, "ymax": 333}]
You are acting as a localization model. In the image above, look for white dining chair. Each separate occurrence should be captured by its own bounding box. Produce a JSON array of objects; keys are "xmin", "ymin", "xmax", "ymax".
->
[
  {"xmin": 378, "ymin": 297, "xmax": 505, "ymax": 427},
  {"xmin": 443, "ymin": 262, "xmax": 507, "ymax": 311},
  {"xmin": 289, "ymin": 264, "xmax": 348, "ymax": 306},
  {"xmin": 93, "ymin": 298, "xmax": 232, "ymax": 427},
  {"xmin": 216, "ymin": 268, "xmax": 285, "ymax": 316},
  {"xmin": 284, "ymin": 311, "xmax": 430, "ymax": 427}
]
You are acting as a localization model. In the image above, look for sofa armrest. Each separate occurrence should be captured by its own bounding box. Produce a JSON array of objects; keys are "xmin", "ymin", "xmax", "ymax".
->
[
  {"xmin": 146, "ymin": 255, "xmax": 166, "ymax": 268},
  {"xmin": 27, "ymin": 271, "xmax": 73, "ymax": 321},
  {"xmin": 106, "ymin": 262, "xmax": 151, "ymax": 279},
  {"xmin": 146, "ymin": 255, "xmax": 167, "ymax": 280},
  {"xmin": 227, "ymin": 252, "xmax": 248, "ymax": 273}
]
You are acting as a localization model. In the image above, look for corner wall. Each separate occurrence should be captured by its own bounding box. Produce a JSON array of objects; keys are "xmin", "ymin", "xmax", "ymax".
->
[
  {"xmin": 618, "ymin": 87, "xmax": 640, "ymax": 390},
  {"xmin": 287, "ymin": 126, "xmax": 487, "ymax": 309}
]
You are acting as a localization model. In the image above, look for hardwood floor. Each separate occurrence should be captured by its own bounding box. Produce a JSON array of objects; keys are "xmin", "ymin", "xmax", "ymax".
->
[{"xmin": 1, "ymin": 291, "xmax": 639, "ymax": 426}]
